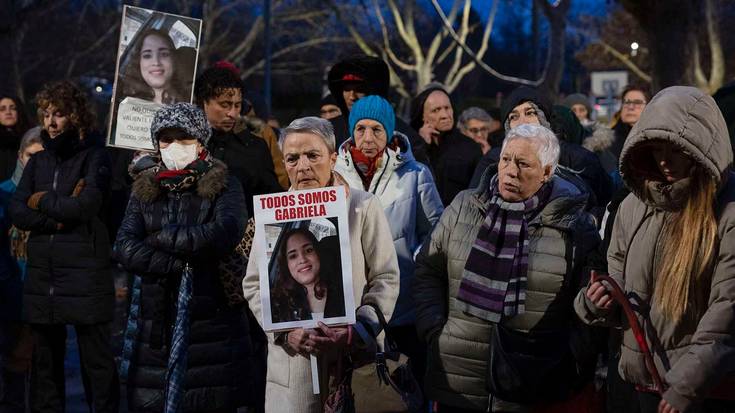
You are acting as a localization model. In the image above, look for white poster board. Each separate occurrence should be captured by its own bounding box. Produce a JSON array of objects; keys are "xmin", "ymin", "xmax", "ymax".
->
[
  {"xmin": 253, "ymin": 187, "xmax": 355, "ymax": 332},
  {"xmin": 107, "ymin": 5, "xmax": 202, "ymax": 150},
  {"xmin": 591, "ymin": 70, "xmax": 629, "ymax": 97}
]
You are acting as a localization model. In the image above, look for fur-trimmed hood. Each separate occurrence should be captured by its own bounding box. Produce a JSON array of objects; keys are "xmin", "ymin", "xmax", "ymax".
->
[{"xmin": 132, "ymin": 158, "xmax": 229, "ymax": 203}]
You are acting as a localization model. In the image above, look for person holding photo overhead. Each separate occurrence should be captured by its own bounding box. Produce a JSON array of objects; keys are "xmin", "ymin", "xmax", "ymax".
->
[
  {"xmin": 242, "ymin": 116, "xmax": 399, "ymax": 412},
  {"xmin": 122, "ymin": 29, "xmax": 189, "ymax": 105},
  {"xmin": 270, "ymin": 227, "xmax": 345, "ymax": 323}
]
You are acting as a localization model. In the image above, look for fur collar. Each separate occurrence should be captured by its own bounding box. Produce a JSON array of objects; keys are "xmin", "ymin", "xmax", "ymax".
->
[
  {"xmin": 132, "ymin": 158, "xmax": 229, "ymax": 203},
  {"xmin": 582, "ymin": 123, "xmax": 615, "ymax": 152}
]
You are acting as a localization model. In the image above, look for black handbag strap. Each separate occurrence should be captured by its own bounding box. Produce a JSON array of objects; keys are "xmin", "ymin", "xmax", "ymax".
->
[{"xmin": 361, "ymin": 302, "xmax": 398, "ymax": 353}]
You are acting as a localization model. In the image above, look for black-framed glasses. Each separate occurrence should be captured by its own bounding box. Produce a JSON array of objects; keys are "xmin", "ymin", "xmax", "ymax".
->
[{"xmin": 622, "ymin": 99, "xmax": 646, "ymax": 108}]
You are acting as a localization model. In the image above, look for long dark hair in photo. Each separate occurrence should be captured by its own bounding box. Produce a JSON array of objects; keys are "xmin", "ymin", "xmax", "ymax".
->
[
  {"xmin": 271, "ymin": 227, "xmax": 330, "ymax": 322},
  {"xmin": 121, "ymin": 29, "xmax": 190, "ymax": 104}
]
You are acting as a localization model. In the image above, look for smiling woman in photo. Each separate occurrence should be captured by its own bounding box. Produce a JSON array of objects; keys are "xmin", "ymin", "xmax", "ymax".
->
[
  {"xmin": 270, "ymin": 227, "xmax": 344, "ymax": 323},
  {"xmin": 121, "ymin": 29, "xmax": 189, "ymax": 105}
]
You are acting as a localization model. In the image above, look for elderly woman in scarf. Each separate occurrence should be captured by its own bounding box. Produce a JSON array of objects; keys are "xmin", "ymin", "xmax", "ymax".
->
[
  {"xmin": 414, "ymin": 123, "xmax": 601, "ymax": 412},
  {"xmin": 333, "ymin": 95, "xmax": 443, "ymax": 379},
  {"xmin": 114, "ymin": 103, "xmax": 260, "ymax": 413}
]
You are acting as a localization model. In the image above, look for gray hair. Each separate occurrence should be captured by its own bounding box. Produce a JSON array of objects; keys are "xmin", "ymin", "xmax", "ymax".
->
[
  {"xmin": 458, "ymin": 107, "xmax": 492, "ymax": 128},
  {"xmin": 502, "ymin": 123, "xmax": 560, "ymax": 173},
  {"xmin": 281, "ymin": 116, "xmax": 336, "ymax": 153},
  {"xmin": 20, "ymin": 126, "xmax": 43, "ymax": 154}
]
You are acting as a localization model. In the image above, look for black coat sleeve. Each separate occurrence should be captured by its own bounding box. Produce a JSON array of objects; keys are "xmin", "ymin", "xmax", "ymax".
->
[
  {"xmin": 113, "ymin": 195, "xmax": 184, "ymax": 276},
  {"xmin": 37, "ymin": 147, "xmax": 112, "ymax": 224},
  {"xmin": 469, "ymin": 148, "xmax": 500, "ymax": 189},
  {"xmin": 145, "ymin": 176, "xmax": 246, "ymax": 258},
  {"xmin": 9, "ymin": 155, "xmax": 60, "ymax": 232}
]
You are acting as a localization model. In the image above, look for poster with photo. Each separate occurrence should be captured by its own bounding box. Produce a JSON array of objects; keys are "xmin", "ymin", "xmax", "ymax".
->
[
  {"xmin": 106, "ymin": 5, "xmax": 202, "ymax": 150},
  {"xmin": 253, "ymin": 186, "xmax": 355, "ymax": 332}
]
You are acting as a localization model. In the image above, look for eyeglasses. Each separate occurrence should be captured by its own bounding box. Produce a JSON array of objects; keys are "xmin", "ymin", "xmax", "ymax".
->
[
  {"xmin": 622, "ymin": 99, "xmax": 646, "ymax": 108},
  {"xmin": 467, "ymin": 127, "xmax": 489, "ymax": 135}
]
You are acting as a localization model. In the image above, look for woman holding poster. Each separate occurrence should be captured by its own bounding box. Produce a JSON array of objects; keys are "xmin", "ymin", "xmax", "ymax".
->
[
  {"xmin": 242, "ymin": 116, "xmax": 399, "ymax": 412},
  {"xmin": 114, "ymin": 103, "xmax": 262, "ymax": 412}
]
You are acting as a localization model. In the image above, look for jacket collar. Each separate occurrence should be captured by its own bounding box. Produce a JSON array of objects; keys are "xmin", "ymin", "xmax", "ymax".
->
[
  {"xmin": 337, "ymin": 132, "xmax": 414, "ymax": 192},
  {"xmin": 471, "ymin": 168, "xmax": 588, "ymax": 230},
  {"xmin": 132, "ymin": 158, "xmax": 229, "ymax": 203}
]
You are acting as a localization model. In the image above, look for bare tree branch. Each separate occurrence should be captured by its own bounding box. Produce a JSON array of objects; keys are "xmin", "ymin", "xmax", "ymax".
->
[
  {"xmin": 429, "ymin": 0, "xmax": 545, "ymax": 87},
  {"xmin": 240, "ymin": 37, "xmax": 354, "ymax": 79},
  {"xmin": 597, "ymin": 40, "xmax": 652, "ymax": 83}
]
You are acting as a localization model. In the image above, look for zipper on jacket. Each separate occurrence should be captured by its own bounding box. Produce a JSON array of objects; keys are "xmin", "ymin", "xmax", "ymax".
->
[
  {"xmin": 47, "ymin": 164, "xmax": 60, "ymax": 321},
  {"xmin": 370, "ymin": 151, "xmax": 391, "ymax": 194}
]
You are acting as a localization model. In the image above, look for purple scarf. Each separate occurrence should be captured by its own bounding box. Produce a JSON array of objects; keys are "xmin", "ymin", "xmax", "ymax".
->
[{"xmin": 456, "ymin": 176, "xmax": 551, "ymax": 323}]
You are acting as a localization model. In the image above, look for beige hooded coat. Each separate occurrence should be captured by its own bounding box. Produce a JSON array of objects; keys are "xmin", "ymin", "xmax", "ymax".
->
[{"xmin": 574, "ymin": 86, "xmax": 735, "ymax": 412}]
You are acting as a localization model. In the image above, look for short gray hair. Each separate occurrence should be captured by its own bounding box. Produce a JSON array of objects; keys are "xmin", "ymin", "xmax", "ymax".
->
[
  {"xmin": 458, "ymin": 107, "xmax": 492, "ymax": 128},
  {"xmin": 281, "ymin": 116, "xmax": 336, "ymax": 153},
  {"xmin": 502, "ymin": 123, "xmax": 560, "ymax": 173}
]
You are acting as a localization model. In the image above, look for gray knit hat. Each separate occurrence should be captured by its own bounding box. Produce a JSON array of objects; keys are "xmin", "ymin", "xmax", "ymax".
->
[
  {"xmin": 562, "ymin": 93, "xmax": 592, "ymax": 117},
  {"xmin": 150, "ymin": 103, "xmax": 212, "ymax": 148}
]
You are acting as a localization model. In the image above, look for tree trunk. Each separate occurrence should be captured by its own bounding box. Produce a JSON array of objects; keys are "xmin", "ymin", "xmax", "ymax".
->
[
  {"xmin": 536, "ymin": 0, "xmax": 569, "ymax": 96},
  {"xmin": 621, "ymin": 0, "xmax": 700, "ymax": 92}
]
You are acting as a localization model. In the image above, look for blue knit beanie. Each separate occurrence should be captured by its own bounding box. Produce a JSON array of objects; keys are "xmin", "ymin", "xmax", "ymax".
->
[
  {"xmin": 349, "ymin": 95, "xmax": 395, "ymax": 141},
  {"xmin": 150, "ymin": 103, "xmax": 212, "ymax": 149}
]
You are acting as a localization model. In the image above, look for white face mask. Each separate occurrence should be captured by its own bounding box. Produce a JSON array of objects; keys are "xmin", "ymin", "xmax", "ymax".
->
[{"xmin": 159, "ymin": 142, "xmax": 199, "ymax": 170}]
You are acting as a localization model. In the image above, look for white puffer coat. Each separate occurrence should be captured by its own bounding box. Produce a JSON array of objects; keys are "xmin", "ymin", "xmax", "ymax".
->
[{"xmin": 335, "ymin": 132, "xmax": 444, "ymax": 326}]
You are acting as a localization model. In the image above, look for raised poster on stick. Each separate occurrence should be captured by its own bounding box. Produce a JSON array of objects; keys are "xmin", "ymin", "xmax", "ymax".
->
[
  {"xmin": 253, "ymin": 186, "xmax": 355, "ymax": 333},
  {"xmin": 107, "ymin": 5, "xmax": 202, "ymax": 150}
]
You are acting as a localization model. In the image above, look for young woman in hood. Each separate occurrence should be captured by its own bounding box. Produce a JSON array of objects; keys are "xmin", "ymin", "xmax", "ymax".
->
[{"xmin": 577, "ymin": 86, "xmax": 735, "ymax": 413}]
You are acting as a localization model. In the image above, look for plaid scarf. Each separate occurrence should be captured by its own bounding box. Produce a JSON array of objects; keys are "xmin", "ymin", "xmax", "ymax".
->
[
  {"xmin": 164, "ymin": 264, "xmax": 194, "ymax": 413},
  {"xmin": 456, "ymin": 176, "xmax": 551, "ymax": 323},
  {"xmin": 156, "ymin": 150, "xmax": 214, "ymax": 193}
]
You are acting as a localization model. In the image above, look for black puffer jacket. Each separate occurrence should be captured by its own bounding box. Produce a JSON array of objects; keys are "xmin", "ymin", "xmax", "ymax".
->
[
  {"xmin": 9, "ymin": 129, "xmax": 113, "ymax": 324},
  {"xmin": 113, "ymin": 159, "xmax": 262, "ymax": 412}
]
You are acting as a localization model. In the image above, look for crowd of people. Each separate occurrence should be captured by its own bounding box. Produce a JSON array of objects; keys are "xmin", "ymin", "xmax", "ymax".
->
[{"xmin": 1, "ymin": 51, "xmax": 735, "ymax": 413}]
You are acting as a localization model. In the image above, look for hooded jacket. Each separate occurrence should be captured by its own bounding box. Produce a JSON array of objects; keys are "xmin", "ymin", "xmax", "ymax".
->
[
  {"xmin": 574, "ymin": 86, "xmax": 735, "ymax": 412},
  {"xmin": 327, "ymin": 55, "xmax": 431, "ymax": 165},
  {"xmin": 334, "ymin": 132, "xmax": 444, "ymax": 326},
  {"xmin": 414, "ymin": 169, "xmax": 600, "ymax": 410},
  {"xmin": 410, "ymin": 86, "xmax": 482, "ymax": 206}
]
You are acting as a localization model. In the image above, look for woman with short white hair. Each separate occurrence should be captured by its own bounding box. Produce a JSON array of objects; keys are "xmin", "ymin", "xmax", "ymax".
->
[
  {"xmin": 242, "ymin": 116, "xmax": 400, "ymax": 412},
  {"xmin": 414, "ymin": 123, "xmax": 602, "ymax": 411}
]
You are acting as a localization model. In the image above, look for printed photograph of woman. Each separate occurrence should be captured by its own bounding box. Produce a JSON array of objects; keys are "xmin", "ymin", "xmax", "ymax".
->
[{"xmin": 269, "ymin": 227, "xmax": 345, "ymax": 323}]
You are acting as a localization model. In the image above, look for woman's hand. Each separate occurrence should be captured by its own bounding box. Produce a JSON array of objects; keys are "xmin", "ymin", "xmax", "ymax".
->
[
  {"xmin": 658, "ymin": 398, "xmax": 680, "ymax": 413},
  {"xmin": 418, "ymin": 122, "xmax": 439, "ymax": 145},
  {"xmin": 286, "ymin": 328, "xmax": 320, "ymax": 356},
  {"xmin": 311, "ymin": 322, "xmax": 350, "ymax": 353},
  {"xmin": 586, "ymin": 280, "xmax": 614, "ymax": 309}
]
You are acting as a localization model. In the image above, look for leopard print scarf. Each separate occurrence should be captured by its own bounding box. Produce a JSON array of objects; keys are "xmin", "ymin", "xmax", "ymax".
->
[{"xmin": 155, "ymin": 150, "xmax": 214, "ymax": 192}]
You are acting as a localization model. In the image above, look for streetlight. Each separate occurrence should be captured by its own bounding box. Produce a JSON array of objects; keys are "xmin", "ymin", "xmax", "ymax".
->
[{"xmin": 630, "ymin": 41, "xmax": 639, "ymax": 57}]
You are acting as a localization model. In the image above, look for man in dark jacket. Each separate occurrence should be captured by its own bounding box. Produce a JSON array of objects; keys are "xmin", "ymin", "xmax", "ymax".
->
[
  {"xmin": 327, "ymin": 54, "xmax": 431, "ymax": 167},
  {"xmin": 470, "ymin": 86, "xmax": 612, "ymax": 219},
  {"xmin": 410, "ymin": 85, "xmax": 482, "ymax": 206},
  {"xmin": 9, "ymin": 81, "xmax": 118, "ymax": 412},
  {"xmin": 195, "ymin": 67, "xmax": 282, "ymax": 217}
]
